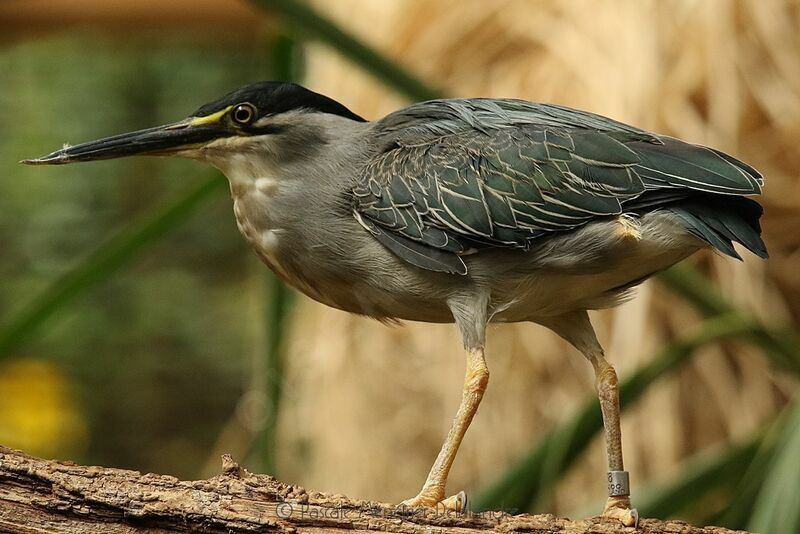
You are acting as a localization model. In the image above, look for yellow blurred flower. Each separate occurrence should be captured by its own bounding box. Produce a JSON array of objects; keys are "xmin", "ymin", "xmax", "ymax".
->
[{"xmin": 0, "ymin": 359, "xmax": 88, "ymax": 458}]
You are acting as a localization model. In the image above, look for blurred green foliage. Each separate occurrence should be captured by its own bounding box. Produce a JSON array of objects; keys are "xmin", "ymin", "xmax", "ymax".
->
[
  {"xmin": 1, "ymin": 2, "xmax": 799, "ymax": 532},
  {"xmin": 0, "ymin": 34, "xmax": 268, "ymax": 475}
]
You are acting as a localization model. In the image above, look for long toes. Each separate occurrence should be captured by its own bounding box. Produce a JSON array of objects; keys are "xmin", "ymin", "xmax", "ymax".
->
[
  {"xmin": 440, "ymin": 491, "xmax": 468, "ymax": 513},
  {"xmin": 603, "ymin": 497, "xmax": 639, "ymax": 528},
  {"xmin": 401, "ymin": 491, "xmax": 468, "ymax": 513}
]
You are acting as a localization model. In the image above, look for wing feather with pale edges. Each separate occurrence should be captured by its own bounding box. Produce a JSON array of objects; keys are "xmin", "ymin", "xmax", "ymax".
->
[{"xmin": 352, "ymin": 99, "xmax": 763, "ymax": 274}]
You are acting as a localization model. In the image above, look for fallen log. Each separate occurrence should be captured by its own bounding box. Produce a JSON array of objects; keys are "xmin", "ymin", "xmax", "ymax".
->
[{"xmin": 0, "ymin": 446, "xmax": 747, "ymax": 533}]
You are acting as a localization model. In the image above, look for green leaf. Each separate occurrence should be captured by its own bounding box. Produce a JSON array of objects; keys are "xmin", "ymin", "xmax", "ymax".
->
[
  {"xmin": 0, "ymin": 174, "xmax": 227, "ymax": 359},
  {"xmin": 251, "ymin": 31, "xmax": 299, "ymax": 476},
  {"xmin": 473, "ymin": 314, "xmax": 762, "ymax": 512},
  {"xmin": 659, "ymin": 265, "xmax": 800, "ymax": 373},
  {"xmin": 250, "ymin": 0, "xmax": 443, "ymax": 102},
  {"xmin": 712, "ymin": 408, "xmax": 790, "ymax": 528},
  {"xmin": 633, "ymin": 432, "xmax": 766, "ymax": 520},
  {"xmin": 747, "ymin": 398, "xmax": 800, "ymax": 534}
]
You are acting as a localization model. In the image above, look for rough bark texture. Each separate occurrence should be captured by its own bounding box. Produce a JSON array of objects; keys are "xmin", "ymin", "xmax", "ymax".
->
[{"xmin": 0, "ymin": 446, "xmax": 747, "ymax": 534}]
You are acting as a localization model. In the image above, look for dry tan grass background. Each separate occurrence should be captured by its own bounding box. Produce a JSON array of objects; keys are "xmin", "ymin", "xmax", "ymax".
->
[{"xmin": 267, "ymin": 0, "xmax": 799, "ymax": 515}]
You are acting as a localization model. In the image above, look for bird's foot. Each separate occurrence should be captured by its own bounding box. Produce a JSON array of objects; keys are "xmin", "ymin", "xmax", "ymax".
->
[
  {"xmin": 603, "ymin": 496, "xmax": 639, "ymax": 527},
  {"xmin": 400, "ymin": 489, "xmax": 468, "ymax": 513}
]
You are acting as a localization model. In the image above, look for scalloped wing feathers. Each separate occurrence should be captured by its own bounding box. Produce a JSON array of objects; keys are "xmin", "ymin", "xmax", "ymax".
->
[{"xmin": 352, "ymin": 99, "xmax": 765, "ymax": 274}]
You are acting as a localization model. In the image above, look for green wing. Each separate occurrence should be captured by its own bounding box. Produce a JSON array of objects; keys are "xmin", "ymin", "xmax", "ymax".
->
[{"xmin": 352, "ymin": 99, "xmax": 763, "ymax": 274}]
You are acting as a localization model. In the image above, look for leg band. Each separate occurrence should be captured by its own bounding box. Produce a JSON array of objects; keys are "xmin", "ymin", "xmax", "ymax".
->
[{"xmin": 608, "ymin": 470, "xmax": 630, "ymax": 497}]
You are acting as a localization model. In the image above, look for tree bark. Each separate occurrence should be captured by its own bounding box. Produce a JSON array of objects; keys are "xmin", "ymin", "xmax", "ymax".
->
[{"xmin": 0, "ymin": 446, "xmax": 747, "ymax": 533}]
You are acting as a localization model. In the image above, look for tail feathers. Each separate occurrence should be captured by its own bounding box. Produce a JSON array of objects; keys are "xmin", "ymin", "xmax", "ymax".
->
[{"xmin": 667, "ymin": 196, "xmax": 768, "ymax": 260}]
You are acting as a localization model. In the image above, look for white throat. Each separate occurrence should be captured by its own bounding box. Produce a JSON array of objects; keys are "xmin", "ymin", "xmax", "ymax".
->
[{"xmin": 206, "ymin": 149, "xmax": 285, "ymax": 267}]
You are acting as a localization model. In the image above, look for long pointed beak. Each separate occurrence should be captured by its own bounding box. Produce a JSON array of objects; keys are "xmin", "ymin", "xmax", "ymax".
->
[{"xmin": 21, "ymin": 118, "xmax": 225, "ymax": 165}]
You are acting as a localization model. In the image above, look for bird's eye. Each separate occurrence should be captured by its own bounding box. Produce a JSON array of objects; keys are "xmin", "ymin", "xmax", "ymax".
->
[{"xmin": 232, "ymin": 103, "xmax": 256, "ymax": 125}]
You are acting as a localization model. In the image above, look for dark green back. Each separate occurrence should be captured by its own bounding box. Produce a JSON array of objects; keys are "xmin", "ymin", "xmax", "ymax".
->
[{"xmin": 352, "ymin": 99, "xmax": 765, "ymax": 274}]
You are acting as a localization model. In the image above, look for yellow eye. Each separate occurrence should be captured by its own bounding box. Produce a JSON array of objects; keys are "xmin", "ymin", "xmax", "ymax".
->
[{"xmin": 232, "ymin": 103, "xmax": 256, "ymax": 125}]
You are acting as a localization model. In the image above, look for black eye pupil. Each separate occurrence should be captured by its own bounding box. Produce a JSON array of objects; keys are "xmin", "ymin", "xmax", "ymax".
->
[{"xmin": 234, "ymin": 105, "xmax": 254, "ymax": 124}]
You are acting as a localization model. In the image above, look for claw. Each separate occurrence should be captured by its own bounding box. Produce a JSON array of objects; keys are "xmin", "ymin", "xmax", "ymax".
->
[
  {"xmin": 441, "ymin": 490, "xmax": 468, "ymax": 513},
  {"xmin": 401, "ymin": 490, "xmax": 468, "ymax": 514},
  {"xmin": 603, "ymin": 496, "xmax": 638, "ymax": 528}
]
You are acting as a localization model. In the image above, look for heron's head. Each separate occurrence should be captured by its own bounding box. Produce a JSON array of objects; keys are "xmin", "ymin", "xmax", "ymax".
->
[{"xmin": 22, "ymin": 81, "xmax": 366, "ymax": 177}]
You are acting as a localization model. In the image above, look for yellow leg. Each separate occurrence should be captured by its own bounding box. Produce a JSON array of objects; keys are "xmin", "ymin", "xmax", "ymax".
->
[
  {"xmin": 538, "ymin": 311, "xmax": 637, "ymax": 526},
  {"xmin": 401, "ymin": 346, "xmax": 488, "ymax": 512},
  {"xmin": 589, "ymin": 352, "xmax": 638, "ymax": 527}
]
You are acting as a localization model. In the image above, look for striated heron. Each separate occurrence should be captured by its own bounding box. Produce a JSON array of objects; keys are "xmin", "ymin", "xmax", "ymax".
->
[{"xmin": 24, "ymin": 81, "xmax": 768, "ymax": 526}]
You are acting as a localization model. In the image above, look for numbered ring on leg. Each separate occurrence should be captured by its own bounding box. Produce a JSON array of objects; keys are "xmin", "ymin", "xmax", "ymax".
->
[{"xmin": 607, "ymin": 470, "xmax": 630, "ymax": 497}]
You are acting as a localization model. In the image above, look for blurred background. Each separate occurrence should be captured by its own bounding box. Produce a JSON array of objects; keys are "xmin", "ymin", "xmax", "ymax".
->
[{"xmin": 1, "ymin": 0, "xmax": 799, "ymax": 532}]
